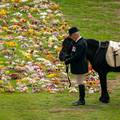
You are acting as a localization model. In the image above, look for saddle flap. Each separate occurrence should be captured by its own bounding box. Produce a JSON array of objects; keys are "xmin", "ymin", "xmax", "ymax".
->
[{"xmin": 106, "ymin": 41, "xmax": 120, "ymax": 67}]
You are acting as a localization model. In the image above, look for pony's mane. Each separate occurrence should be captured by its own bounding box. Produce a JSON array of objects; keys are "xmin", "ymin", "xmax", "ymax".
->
[{"xmin": 86, "ymin": 39, "xmax": 99, "ymax": 47}]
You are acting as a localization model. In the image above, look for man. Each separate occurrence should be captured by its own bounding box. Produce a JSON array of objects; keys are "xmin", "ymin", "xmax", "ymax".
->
[{"xmin": 65, "ymin": 27, "xmax": 88, "ymax": 106}]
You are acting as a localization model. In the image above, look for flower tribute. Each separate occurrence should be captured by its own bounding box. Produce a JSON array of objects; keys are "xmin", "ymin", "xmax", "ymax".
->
[{"xmin": 0, "ymin": 0, "xmax": 100, "ymax": 93}]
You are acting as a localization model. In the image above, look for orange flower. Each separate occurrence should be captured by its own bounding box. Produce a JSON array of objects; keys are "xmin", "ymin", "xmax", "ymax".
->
[
  {"xmin": 52, "ymin": 79, "xmax": 61, "ymax": 84},
  {"xmin": 20, "ymin": 18, "xmax": 27, "ymax": 23}
]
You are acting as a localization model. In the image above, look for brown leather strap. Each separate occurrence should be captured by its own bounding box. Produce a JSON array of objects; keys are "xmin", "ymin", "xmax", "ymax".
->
[{"xmin": 113, "ymin": 50, "xmax": 119, "ymax": 67}]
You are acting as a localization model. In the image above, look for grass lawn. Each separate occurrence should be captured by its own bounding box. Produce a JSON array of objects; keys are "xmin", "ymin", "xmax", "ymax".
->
[
  {"xmin": 1, "ymin": 89, "xmax": 120, "ymax": 120},
  {"xmin": 0, "ymin": 0, "xmax": 120, "ymax": 120},
  {"xmin": 54, "ymin": 0, "xmax": 120, "ymax": 40}
]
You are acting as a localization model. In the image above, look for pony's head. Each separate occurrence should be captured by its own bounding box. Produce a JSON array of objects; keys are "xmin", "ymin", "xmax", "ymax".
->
[{"xmin": 59, "ymin": 37, "xmax": 74, "ymax": 61}]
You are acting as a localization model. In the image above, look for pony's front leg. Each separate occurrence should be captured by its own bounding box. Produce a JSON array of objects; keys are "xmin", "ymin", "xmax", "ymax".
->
[{"xmin": 98, "ymin": 72, "xmax": 110, "ymax": 103}]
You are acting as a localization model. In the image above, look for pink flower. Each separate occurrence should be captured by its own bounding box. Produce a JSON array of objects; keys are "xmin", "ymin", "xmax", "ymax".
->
[
  {"xmin": 28, "ymin": 13, "xmax": 33, "ymax": 18},
  {"xmin": 0, "ymin": 41, "xmax": 4, "ymax": 44}
]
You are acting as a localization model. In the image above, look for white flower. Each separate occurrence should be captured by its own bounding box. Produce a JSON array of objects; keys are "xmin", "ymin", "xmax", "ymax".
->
[
  {"xmin": 46, "ymin": 9, "xmax": 52, "ymax": 13},
  {"xmin": 13, "ymin": 12, "xmax": 22, "ymax": 17},
  {"xmin": 0, "ymin": 3, "xmax": 10, "ymax": 8},
  {"xmin": 49, "ymin": 35, "xmax": 58, "ymax": 41},
  {"xmin": 40, "ymin": 12, "xmax": 48, "ymax": 16},
  {"xmin": 21, "ymin": 0, "xmax": 28, "ymax": 2},
  {"xmin": 69, "ymin": 87, "xmax": 78, "ymax": 93},
  {"xmin": 40, "ymin": 16, "xmax": 46, "ymax": 19},
  {"xmin": 29, "ymin": 78, "xmax": 36, "ymax": 84},
  {"xmin": 88, "ymin": 88, "xmax": 94, "ymax": 94}
]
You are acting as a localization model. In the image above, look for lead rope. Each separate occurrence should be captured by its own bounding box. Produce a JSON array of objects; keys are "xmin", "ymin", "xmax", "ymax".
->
[{"xmin": 66, "ymin": 65, "xmax": 72, "ymax": 88}]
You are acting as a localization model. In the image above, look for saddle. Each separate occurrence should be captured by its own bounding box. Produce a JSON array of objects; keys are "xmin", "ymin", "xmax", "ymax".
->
[{"xmin": 106, "ymin": 41, "xmax": 120, "ymax": 67}]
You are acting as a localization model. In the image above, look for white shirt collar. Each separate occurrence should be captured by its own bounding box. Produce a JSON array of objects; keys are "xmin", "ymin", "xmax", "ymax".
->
[{"xmin": 75, "ymin": 36, "xmax": 82, "ymax": 42}]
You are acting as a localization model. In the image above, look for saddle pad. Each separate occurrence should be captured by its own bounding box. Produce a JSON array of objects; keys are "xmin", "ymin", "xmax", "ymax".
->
[
  {"xmin": 109, "ymin": 41, "xmax": 120, "ymax": 51},
  {"xmin": 106, "ymin": 41, "xmax": 120, "ymax": 67}
]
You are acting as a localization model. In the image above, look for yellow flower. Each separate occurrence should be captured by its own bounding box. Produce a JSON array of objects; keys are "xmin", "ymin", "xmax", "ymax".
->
[
  {"xmin": 42, "ymin": 19, "xmax": 47, "ymax": 24},
  {"xmin": 5, "ymin": 42, "xmax": 16, "ymax": 47},
  {"xmin": 30, "ymin": 8, "xmax": 39, "ymax": 12},
  {"xmin": 2, "ymin": 26, "xmax": 8, "ymax": 31},
  {"xmin": 23, "ymin": 52, "xmax": 32, "ymax": 60},
  {"xmin": 0, "ymin": 61, "xmax": 4, "ymax": 64},
  {"xmin": 16, "ymin": 80, "xmax": 21, "ymax": 83},
  {"xmin": 58, "ymin": 35, "xmax": 64, "ymax": 40},
  {"xmin": 11, "ymin": 0, "xmax": 21, "ymax": 3},
  {"xmin": 54, "ymin": 46, "xmax": 61, "ymax": 52},
  {"xmin": 12, "ymin": 25, "xmax": 18, "ymax": 30},
  {"xmin": 28, "ymin": 29, "xmax": 34, "ymax": 35},
  {"xmin": 50, "ymin": 4, "xmax": 59, "ymax": 11},
  {"xmin": 47, "ymin": 74, "xmax": 57, "ymax": 78},
  {"xmin": 0, "ymin": 80, "xmax": 4, "ymax": 85},
  {"xmin": 26, "ymin": 54, "xmax": 32, "ymax": 60},
  {"xmin": 0, "ymin": 9, "xmax": 7, "ymax": 16}
]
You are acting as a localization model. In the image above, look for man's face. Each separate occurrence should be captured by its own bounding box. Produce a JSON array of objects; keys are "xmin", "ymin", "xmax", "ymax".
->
[{"xmin": 70, "ymin": 32, "xmax": 80, "ymax": 41}]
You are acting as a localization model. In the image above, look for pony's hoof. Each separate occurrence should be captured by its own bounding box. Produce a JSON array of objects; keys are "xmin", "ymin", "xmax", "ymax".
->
[{"xmin": 99, "ymin": 97, "xmax": 110, "ymax": 103}]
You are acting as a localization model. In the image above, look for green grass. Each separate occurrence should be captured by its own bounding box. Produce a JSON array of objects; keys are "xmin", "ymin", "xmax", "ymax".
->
[
  {"xmin": 54, "ymin": 0, "xmax": 120, "ymax": 40},
  {"xmin": 1, "ymin": 90, "xmax": 120, "ymax": 120},
  {"xmin": 0, "ymin": 0, "xmax": 120, "ymax": 120}
]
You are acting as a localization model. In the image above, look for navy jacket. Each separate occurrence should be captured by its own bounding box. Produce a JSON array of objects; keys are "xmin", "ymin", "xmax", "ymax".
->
[{"xmin": 69, "ymin": 37, "xmax": 88, "ymax": 74}]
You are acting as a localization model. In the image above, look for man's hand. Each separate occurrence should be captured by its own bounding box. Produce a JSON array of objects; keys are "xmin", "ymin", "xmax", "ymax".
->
[
  {"xmin": 65, "ymin": 55, "xmax": 70, "ymax": 60},
  {"xmin": 65, "ymin": 58, "xmax": 71, "ymax": 65}
]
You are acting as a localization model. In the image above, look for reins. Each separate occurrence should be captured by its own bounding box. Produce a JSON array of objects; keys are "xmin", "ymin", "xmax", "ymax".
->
[{"xmin": 66, "ymin": 65, "xmax": 72, "ymax": 88}]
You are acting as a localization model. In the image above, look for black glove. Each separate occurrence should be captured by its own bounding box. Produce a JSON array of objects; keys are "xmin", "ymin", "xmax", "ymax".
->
[
  {"xmin": 65, "ymin": 55, "xmax": 70, "ymax": 60},
  {"xmin": 65, "ymin": 58, "xmax": 71, "ymax": 65}
]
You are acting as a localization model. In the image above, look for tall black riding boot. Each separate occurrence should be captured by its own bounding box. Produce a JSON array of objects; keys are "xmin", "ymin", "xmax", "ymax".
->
[{"xmin": 72, "ymin": 84, "xmax": 85, "ymax": 106}]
